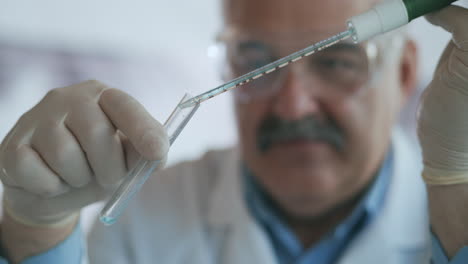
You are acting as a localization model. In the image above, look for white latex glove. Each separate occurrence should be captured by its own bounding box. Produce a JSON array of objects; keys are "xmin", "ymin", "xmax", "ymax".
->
[
  {"xmin": 418, "ymin": 5, "xmax": 468, "ymax": 185},
  {"xmin": 0, "ymin": 80, "xmax": 169, "ymax": 227}
]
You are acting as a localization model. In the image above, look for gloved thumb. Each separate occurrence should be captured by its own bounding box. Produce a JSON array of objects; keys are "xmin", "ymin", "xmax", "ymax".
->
[
  {"xmin": 99, "ymin": 88, "xmax": 170, "ymax": 161},
  {"xmin": 426, "ymin": 5, "xmax": 468, "ymax": 51}
]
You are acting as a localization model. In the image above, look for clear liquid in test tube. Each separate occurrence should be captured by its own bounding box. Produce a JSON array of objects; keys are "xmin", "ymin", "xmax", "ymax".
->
[{"xmin": 99, "ymin": 93, "xmax": 200, "ymax": 225}]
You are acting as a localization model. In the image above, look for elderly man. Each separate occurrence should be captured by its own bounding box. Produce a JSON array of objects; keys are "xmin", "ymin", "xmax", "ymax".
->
[{"xmin": 1, "ymin": 0, "xmax": 468, "ymax": 263}]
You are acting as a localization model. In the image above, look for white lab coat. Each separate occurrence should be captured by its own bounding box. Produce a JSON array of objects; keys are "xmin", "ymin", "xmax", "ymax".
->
[{"xmin": 87, "ymin": 130, "xmax": 431, "ymax": 264}]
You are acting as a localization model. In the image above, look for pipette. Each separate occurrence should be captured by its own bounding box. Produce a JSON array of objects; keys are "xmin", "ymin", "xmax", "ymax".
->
[{"xmin": 179, "ymin": 0, "xmax": 458, "ymax": 109}]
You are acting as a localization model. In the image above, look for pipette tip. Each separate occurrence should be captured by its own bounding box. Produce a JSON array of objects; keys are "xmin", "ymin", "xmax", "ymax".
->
[
  {"xmin": 100, "ymin": 215, "xmax": 117, "ymax": 226},
  {"xmin": 178, "ymin": 97, "xmax": 198, "ymax": 109}
]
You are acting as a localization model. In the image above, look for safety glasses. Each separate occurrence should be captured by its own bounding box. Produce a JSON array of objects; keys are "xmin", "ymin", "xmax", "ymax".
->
[{"xmin": 212, "ymin": 27, "xmax": 404, "ymax": 103}]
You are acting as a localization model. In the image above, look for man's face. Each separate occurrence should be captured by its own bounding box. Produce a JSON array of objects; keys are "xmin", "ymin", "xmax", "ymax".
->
[{"xmin": 224, "ymin": 0, "xmax": 413, "ymax": 218}]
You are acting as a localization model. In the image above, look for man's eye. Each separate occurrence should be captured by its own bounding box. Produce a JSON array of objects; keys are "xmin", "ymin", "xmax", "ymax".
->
[
  {"xmin": 315, "ymin": 57, "xmax": 361, "ymax": 71},
  {"xmin": 230, "ymin": 41, "xmax": 275, "ymax": 72},
  {"xmin": 244, "ymin": 57, "xmax": 273, "ymax": 69},
  {"xmin": 233, "ymin": 52, "xmax": 275, "ymax": 72}
]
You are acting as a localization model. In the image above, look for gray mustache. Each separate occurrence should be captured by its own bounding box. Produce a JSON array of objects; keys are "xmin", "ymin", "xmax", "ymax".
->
[{"xmin": 257, "ymin": 115, "xmax": 345, "ymax": 153}]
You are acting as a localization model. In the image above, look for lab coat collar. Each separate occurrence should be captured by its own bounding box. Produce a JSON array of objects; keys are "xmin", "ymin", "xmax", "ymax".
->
[
  {"xmin": 207, "ymin": 146, "xmax": 247, "ymax": 227},
  {"xmin": 207, "ymin": 147, "xmax": 277, "ymax": 263},
  {"xmin": 338, "ymin": 129, "xmax": 430, "ymax": 263}
]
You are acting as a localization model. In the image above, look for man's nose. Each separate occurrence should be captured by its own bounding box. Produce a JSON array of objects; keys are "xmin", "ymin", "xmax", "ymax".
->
[{"xmin": 271, "ymin": 68, "xmax": 323, "ymax": 120}]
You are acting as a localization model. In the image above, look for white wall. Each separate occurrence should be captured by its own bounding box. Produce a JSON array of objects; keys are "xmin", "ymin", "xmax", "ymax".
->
[{"xmin": 0, "ymin": 0, "xmax": 220, "ymax": 56}]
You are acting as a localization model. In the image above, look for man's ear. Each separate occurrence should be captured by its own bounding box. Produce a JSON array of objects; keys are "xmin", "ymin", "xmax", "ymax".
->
[{"xmin": 399, "ymin": 39, "xmax": 419, "ymax": 104}]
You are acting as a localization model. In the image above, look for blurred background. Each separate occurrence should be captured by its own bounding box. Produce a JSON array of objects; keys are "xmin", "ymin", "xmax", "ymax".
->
[{"xmin": 0, "ymin": 0, "xmax": 467, "ymax": 232}]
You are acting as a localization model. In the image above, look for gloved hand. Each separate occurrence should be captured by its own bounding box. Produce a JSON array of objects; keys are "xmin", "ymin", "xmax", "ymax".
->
[
  {"xmin": 0, "ymin": 80, "xmax": 169, "ymax": 227},
  {"xmin": 418, "ymin": 5, "xmax": 468, "ymax": 185}
]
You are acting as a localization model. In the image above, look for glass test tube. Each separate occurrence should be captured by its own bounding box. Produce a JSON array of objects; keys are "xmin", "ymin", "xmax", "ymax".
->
[{"xmin": 99, "ymin": 93, "xmax": 200, "ymax": 225}]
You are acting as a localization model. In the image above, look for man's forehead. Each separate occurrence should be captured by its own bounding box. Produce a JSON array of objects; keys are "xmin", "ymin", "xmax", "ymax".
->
[{"xmin": 223, "ymin": 0, "xmax": 379, "ymax": 37}]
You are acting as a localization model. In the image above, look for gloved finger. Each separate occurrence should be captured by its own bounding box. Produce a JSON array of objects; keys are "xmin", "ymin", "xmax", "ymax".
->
[
  {"xmin": 426, "ymin": 5, "xmax": 468, "ymax": 51},
  {"xmin": 0, "ymin": 108, "xmax": 39, "ymax": 165},
  {"xmin": 66, "ymin": 101, "xmax": 127, "ymax": 189},
  {"xmin": 99, "ymin": 88, "xmax": 169, "ymax": 161},
  {"xmin": 118, "ymin": 131, "xmax": 140, "ymax": 170},
  {"xmin": 434, "ymin": 40, "xmax": 456, "ymax": 75},
  {"xmin": 0, "ymin": 166, "xmax": 17, "ymax": 188},
  {"xmin": 31, "ymin": 117, "xmax": 93, "ymax": 188},
  {"xmin": 47, "ymin": 181, "xmax": 109, "ymax": 213},
  {"xmin": 0, "ymin": 125, "xmax": 24, "ymax": 186},
  {"xmin": 3, "ymin": 144, "xmax": 70, "ymax": 197},
  {"xmin": 4, "ymin": 181, "xmax": 106, "ymax": 221}
]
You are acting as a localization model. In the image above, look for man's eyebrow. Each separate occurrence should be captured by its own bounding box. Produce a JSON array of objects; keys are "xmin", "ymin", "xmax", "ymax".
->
[
  {"xmin": 236, "ymin": 40, "xmax": 270, "ymax": 51},
  {"xmin": 234, "ymin": 40, "xmax": 362, "ymax": 52},
  {"xmin": 231, "ymin": 39, "xmax": 364, "ymax": 57},
  {"xmin": 237, "ymin": 40, "xmax": 266, "ymax": 47}
]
